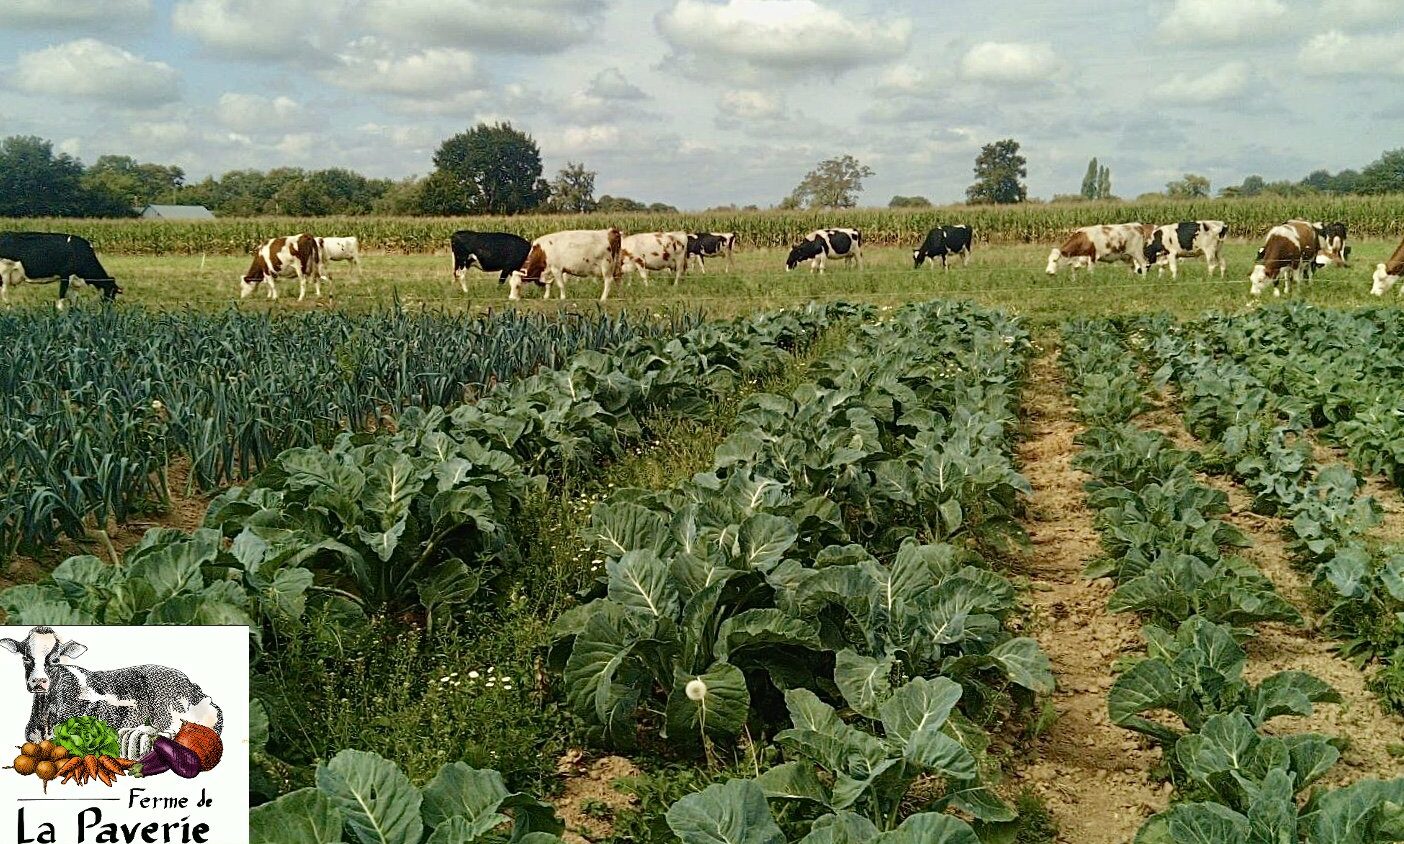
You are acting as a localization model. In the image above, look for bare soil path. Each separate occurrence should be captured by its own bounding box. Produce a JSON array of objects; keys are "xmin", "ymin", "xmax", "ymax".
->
[{"xmin": 1006, "ymin": 338, "xmax": 1166, "ymax": 844}]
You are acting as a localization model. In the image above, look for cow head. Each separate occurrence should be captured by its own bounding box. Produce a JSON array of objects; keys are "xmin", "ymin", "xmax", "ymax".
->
[
  {"xmin": 1372, "ymin": 263, "xmax": 1398, "ymax": 296},
  {"xmin": 1, "ymin": 627, "xmax": 86, "ymax": 694},
  {"xmin": 1249, "ymin": 264, "xmax": 1273, "ymax": 297},
  {"xmin": 1143, "ymin": 232, "xmax": 1167, "ymax": 266},
  {"xmin": 785, "ymin": 239, "xmax": 822, "ymax": 271},
  {"xmin": 912, "ymin": 249, "xmax": 925, "ymax": 269},
  {"xmin": 92, "ymin": 278, "xmax": 123, "ymax": 301},
  {"xmin": 1045, "ymin": 248, "xmax": 1062, "ymax": 276}
]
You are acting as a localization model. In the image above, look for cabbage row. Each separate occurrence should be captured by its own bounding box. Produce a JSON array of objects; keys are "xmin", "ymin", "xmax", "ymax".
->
[
  {"xmin": 1061, "ymin": 318, "xmax": 1404, "ymax": 843},
  {"xmin": 548, "ymin": 301, "xmax": 1053, "ymax": 839},
  {"xmin": 1133, "ymin": 310, "xmax": 1404, "ymax": 713},
  {"xmin": 0, "ymin": 306, "xmax": 700, "ymax": 562},
  {"xmin": 1, "ymin": 304, "xmax": 853, "ymax": 635}
]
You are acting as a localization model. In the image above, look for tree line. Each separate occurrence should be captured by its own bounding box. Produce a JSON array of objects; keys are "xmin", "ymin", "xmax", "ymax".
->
[
  {"xmin": 0, "ymin": 125, "xmax": 676, "ymax": 218},
  {"xmin": 5, "ymin": 123, "xmax": 1402, "ymax": 219}
]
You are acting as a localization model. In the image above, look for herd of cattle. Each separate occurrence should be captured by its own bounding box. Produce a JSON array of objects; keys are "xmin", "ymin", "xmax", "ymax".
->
[{"xmin": 2, "ymin": 219, "xmax": 1404, "ymax": 307}]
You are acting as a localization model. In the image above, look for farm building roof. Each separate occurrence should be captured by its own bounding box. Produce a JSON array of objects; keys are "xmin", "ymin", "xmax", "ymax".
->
[{"xmin": 139, "ymin": 204, "xmax": 215, "ymax": 220}]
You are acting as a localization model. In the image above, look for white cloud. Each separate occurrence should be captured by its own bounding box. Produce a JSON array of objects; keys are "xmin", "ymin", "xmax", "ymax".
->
[
  {"xmin": 172, "ymin": 0, "xmax": 349, "ymax": 59},
  {"xmin": 1155, "ymin": 61, "xmax": 1252, "ymax": 102},
  {"xmin": 717, "ymin": 89, "xmax": 787, "ymax": 123},
  {"xmin": 1297, "ymin": 29, "xmax": 1404, "ymax": 75},
  {"xmin": 217, "ymin": 93, "xmax": 300, "ymax": 132},
  {"xmin": 0, "ymin": 0, "xmax": 150, "ymax": 27},
  {"xmin": 362, "ymin": 0, "xmax": 606, "ymax": 53},
  {"xmin": 13, "ymin": 39, "xmax": 179, "ymax": 106},
  {"xmin": 1319, "ymin": 0, "xmax": 1398, "ymax": 24},
  {"xmin": 656, "ymin": 0, "xmax": 911, "ymax": 81},
  {"xmin": 587, "ymin": 68, "xmax": 647, "ymax": 101},
  {"xmin": 960, "ymin": 42, "xmax": 1058, "ymax": 84},
  {"xmin": 325, "ymin": 39, "xmax": 487, "ymax": 112},
  {"xmin": 1158, "ymin": 0, "xmax": 1286, "ymax": 42}
]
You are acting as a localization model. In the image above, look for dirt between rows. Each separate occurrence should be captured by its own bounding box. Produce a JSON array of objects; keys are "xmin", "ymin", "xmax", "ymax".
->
[{"xmin": 1008, "ymin": 342, "xmax": 1167, "ymax": 843}]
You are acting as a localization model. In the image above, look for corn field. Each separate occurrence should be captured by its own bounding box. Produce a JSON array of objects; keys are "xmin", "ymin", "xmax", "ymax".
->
[{"xmin": 5, "ymin": 194, "xmax": 1404, "ymax": 255}]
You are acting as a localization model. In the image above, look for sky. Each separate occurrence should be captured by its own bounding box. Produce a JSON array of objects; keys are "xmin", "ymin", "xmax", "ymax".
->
[{"xmin": 0, "ymin": 0, "xmax": 1400, "ymax": 210}]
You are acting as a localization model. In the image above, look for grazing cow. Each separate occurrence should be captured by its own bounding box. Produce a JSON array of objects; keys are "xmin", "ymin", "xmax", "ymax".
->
[
  {"xmin": 686, "ymin": 232, "xmax": 737, "ymax": 273},
  {"xmin": 912, "ymin": 225, "xmax": 974, "ymax": 270},
  {"xmin": 239, "ymin": 233, "xmax": 324, "ymax": 300},
  {"xmin": 1046, "ymin": 224, "xmax": 1149, "ymax": 276},
  {"xmin": 1312, "ymin": 221, "xmax": 1350, "ymax": 268},
  {"xmin": 508, "ymin": 228, "xmax": 622, "ymax": 301},
  {"xmin": 1370, "ymin": 235, "xmax": 1404, "ymax": 295},
  {"xmin": 2, "ymin": 627, "xmax": 222, "ymax": 747},
  {"xmin": 450, "ymin": 230, "xmax": 532, "ymax": 291},
  {"xmin": 1144, "ymin": 220, "xmax": 1229, "ymax": 278},
  {"xmin": 620, "ymin": 231, "xmax": 689, "ymax": 285},
  {"xmin": 0, "ymin": 232, "xmax": 122, "ymax": 309},
  {"xmin": 785, "ymin": 228, "xmax": 863, "ymax": 273},
  {"xmin": 315, "ymin": 236, "xmax": 362, "ymax": 278},
  {"xmin": 1250, "ymin": 220, "xmax": 1320, "ymax": 297}
]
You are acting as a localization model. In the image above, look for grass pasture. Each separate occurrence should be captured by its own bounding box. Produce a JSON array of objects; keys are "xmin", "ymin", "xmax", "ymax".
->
[{"xmin": 3, "ymin": 239, "xmax": 1397, "ymax": 322}]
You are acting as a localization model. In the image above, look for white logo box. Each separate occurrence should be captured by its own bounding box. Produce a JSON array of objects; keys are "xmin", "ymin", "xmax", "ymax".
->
[{"xmin": 0, "ymin": 625, "xmax": 249, "ymax": 844}]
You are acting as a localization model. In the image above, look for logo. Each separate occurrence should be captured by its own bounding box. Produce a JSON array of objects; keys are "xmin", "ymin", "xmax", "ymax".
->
[{"xmin": 1, "ymin": 625, "xmax": 248, "ymax": 844}]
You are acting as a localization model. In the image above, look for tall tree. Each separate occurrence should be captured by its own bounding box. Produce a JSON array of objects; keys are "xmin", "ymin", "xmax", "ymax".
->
[
  {"xmin": 1096, "ymin": 164, "xmax": 1111, "ymax": 199},
  {"xmin": 1080, "ymin": 158, "xmax": 1099, "ymax": 199},
  {"xmin": 1356, "ymin": 148, "xmax": 1404, "ymax": 194},
  {"xmin": 1165, "ymin": 173, "xmax": 1211, "ymax": 198},
  {"xmin": 425, "ymin": 122, "xmax": 549, "ymax": 215},
  {"xmin": 549, "ymin": 161, "xmax": 598, "ymax": 213},
  {"xmin": 787, "ymin": 154, "xmax": 874, "ymax": 209},
  {"xmin": 0, "ymin": 136, "xmax": 122, "ymax": 216},
  {"xmin": 966, "ymin": 139, "xmax": 1027, "ymax": 205},
  {"xmin": 82, "ymin": 155, "xmax": 185, "ymax": 209}
]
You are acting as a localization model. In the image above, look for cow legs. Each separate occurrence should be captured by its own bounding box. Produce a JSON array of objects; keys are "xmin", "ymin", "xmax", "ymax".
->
[
  {"xmin": 856, "ymin": 248, "xmax": 864, "ymax": 271},
  {"xmin": 600, "ymin": 267, "xmax": 612, "ymax": 301},
  {"xmin": 962, "ymin": 247, "xmax": 971, "ymax": 267},
  {"xmin": 1168, "ymin": 253, "xmax": 1179, "ymax": 280}
]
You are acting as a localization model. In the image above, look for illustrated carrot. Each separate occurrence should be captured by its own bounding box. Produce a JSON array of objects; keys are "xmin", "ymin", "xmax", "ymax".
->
[
  {"xmin": 57, "ymin": 757, "xmax": 82, "ymax": 778},
  {"xmin": 96, "ymin": 767, "xmax": 114, "ymax": 787},
  {"xmin": 98, "ymin": 757, "xmax": 122, "ymax": 777},
  {"xmin": 113, "ymin": 758, "xmax": 135, "ymax": 770},
  {"xmin": 84, "ymin": 755, "xmax": 98, "ymax": 782}
]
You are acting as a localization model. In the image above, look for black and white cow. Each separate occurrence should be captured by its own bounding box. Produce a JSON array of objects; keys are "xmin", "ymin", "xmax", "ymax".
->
[
  {"xmin": 1313, "ymin": 221, "xmax": 1350, "ymax": 268},
  {"xmin": 1143, "ymin": 220, "xmax": 1228, "ymax": 278},
  {"xmin": 0, "ymin": 232, "xmax": 122, "ymax": 308},
  {"xmin": 450, "ymin": 230, "xmax": 533, "ymax": 292},
  {"xmin": 686, "ymin": 232, "xmax": 737, "ymax": 273},
  {"xmin": 912, "ymin": 225, "xmax": 974, "ymax": 270},
  {"xmin": 785, "ymin": 228, "xmax": 863, "ymax": 273},
  {"xmin": 2, "ymin": 627, "xmax": 223, "ymax": 748}
]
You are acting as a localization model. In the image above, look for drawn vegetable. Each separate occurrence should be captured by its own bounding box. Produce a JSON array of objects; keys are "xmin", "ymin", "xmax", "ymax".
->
[
  {"xmin": 7, "ymin": 739, "xmax": 68, "ymax": 792},
  {"xmin": 143, "ymin": 737, "xmax": 201, "ymax": 779},
  {"xmin": 52, "ymin": 716, "xmax": 121, "ymax": 759},
  {"xmin": 173, "ymin": 723, "xmax": 222, "ymax": 772},
  {"xmin": 12, "ymin": 754, "xmax": 36, "ymax": 776}
]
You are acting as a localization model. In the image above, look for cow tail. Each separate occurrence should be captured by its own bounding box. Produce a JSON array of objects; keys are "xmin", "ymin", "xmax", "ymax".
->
[{"xmin": 608, "ymin": 228, "xmax": 623, "ymax": 278}]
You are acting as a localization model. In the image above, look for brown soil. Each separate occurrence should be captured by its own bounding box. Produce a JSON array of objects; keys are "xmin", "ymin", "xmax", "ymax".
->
[
  {"xmin": 1007, "ymin": 339, "xmax": 1167, "ymax": 844},
  {"xmin": 1201, "ymin": 473, "xmax": 1404, "ymax": 786},
  {"xmin": 552, "ymin": 750, "xmax": 641, "ymax": 844}
]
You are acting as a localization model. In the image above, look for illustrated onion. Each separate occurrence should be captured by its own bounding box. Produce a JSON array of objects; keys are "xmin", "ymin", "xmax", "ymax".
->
[{"xmin": 173, "ymin": 723, "xmax": 223, "ymax": 772}]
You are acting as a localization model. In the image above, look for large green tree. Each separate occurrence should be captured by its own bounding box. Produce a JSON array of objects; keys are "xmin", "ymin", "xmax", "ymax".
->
[
  {"xmin": 787, "ymin": 154, "xmax": 874, "ymax": 209},
  {"xmin": 966, "ymin": 139, "xmax": 1027, "ymax": 204},
  {"xmin": 1357, "ymin": 148, "xmax": 1404, "ymax": 194},
  {"xmin": 1080, "ymin": 158, "xmax": 1099, "ymax": 199},
  {"xmin": 548, "ymin": 161, "xmax": 597, "ymax": 213},
  {"xmin": 424, "ymin": 122, "xmax": 549, "ymax": 215},
  {"xmin": 0, "ymin": 136, "xmax": 127, "ymax": 216},
  {"xmin": 1166, "ymin": 173, "xmax": 1211, "ymax": 198},
  {"xmin": 81, "ymin": 155, "xmax": 185, "ymax": 209}
]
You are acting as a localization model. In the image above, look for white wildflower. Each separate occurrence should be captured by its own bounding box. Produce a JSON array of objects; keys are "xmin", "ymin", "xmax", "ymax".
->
[{"xmin": 685, "ymin": 678, "xmax": 707, "ymax": 701}]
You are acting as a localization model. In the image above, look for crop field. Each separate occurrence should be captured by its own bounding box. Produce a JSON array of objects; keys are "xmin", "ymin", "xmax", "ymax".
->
[{"xmin": 3, "ymin": 224, "xmax": 1404, "ymax": 842}]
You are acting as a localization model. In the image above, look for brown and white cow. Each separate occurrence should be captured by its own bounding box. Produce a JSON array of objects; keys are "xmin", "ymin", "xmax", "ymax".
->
[
  {"xmin": 239, "ymin": 234, "xmax": 324, "ymax": 301},
  {"xmin": 1371, "ymin": 235, "xmax": 1404, "ymax": 296},
  {"xmin": 619, "ymin": 231, "xmax": 688, "ymax": 285},
  {"xmin": 508, "ymin": 228, "xmax": 622, "ymax": 301},
  {"xmin": 1145, "ymin": 220, "xmax": 1228, "ymax": 278},
  {"xmin": 1046, "ymin": 223, "xmax": 1149, "ymax": 276},
  {"xmin": 1249, "ymin": 221, "xmax": 1320, "ymax": 297}
]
